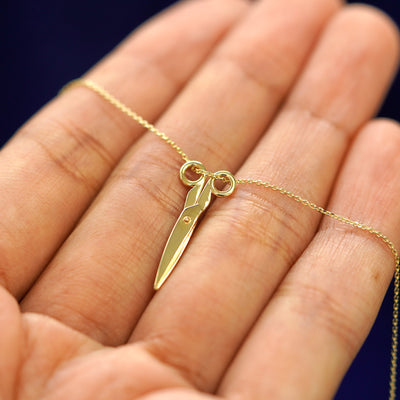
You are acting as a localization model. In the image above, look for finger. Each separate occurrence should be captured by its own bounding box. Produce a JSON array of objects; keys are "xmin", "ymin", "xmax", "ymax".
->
[
  {"xmin": 0, "ymin": 287, "xmax": 22, "ymax": 400},
  {"xmin": 22, "ymin": 0, "xmax": 340, "ymax": 345},
  {"xmin": 0, "ymin": 0, "xmax": 247, "ymax": 297},
  {"xmin": 219, "ymin": 119, "xmax": 400, "ymax": 400},
  {"xmin": 130, "ymin": 5, "xmax": 400, "ymax": 392},
  {"xmin": 136, "ymin": 390, "xmax": 219, "ymax": 400},
  {"xmin": 0, "ymin": 284, "xmax": 99, "ymax": 400},
  {"xmin": 41, "ymin": 345, "xmax": 191, "ymax": 400}
]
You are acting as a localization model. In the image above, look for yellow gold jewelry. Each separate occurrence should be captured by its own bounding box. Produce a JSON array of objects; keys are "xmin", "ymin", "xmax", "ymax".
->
[
  {"xmin": 155, "ymin": 160, "xmax": 236, "ymax": 289},
  {"xmin": 62, "ymin": 78, "xmax": 400, "ymax": 400}
]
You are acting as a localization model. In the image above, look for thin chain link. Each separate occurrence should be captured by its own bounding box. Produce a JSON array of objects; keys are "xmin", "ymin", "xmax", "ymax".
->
[
  {"xmin": 62, "ymin": 78, "xmax": 400, "ymax": 400},
  {"xmin": 62, "ymin": 80, "xmax": 191, "ymax": 163}
]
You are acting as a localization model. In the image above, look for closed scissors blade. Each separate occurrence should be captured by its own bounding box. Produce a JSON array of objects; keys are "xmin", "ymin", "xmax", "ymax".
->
[
  {"xmin": 154, "ymin": 160, "xmax": 236, "ymax": 290},
  {"xmin": 154, "ymin": 180, "xmax": 212, "ymax": 290}
]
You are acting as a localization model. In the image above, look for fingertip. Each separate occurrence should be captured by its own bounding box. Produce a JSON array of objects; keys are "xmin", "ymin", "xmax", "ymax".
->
[
  {"xmin": 358, "ymin": 118, "xmax": 400, "ymax": 157},
  {"xmin": 346, "ymin": 3, "xmax": 400, "ymax": 37},
  {"xmin": 149, "ymin": 0, "xmax": 250, "ymax": 27},
  {"xmin": 363, "ymin": 117, "xmax": 400, "ymax": 135},
  {"xmin": 338, "ymin": 4, "xmax": 400, "ymax": 62}
]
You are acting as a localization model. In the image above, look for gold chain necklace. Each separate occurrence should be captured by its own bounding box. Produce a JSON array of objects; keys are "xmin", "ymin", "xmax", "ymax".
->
[{"xmin": 63, "ymin": 78, "xmax": 400, "ymax": 399}]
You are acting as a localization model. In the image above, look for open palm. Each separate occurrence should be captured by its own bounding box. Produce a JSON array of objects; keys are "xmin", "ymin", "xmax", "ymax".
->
[{"xmin": 1, "ymin": 0, "xmax": 400, "ymax": 399}]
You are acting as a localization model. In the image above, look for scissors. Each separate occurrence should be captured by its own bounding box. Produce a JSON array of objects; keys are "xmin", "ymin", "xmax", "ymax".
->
[{"xmin": 154, "ymin": 160, "xmax": 236, "ymax": 290}]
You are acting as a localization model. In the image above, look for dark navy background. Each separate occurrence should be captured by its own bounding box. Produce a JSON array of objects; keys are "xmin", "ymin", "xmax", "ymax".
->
[{"xmin": 1, "ymin": 1, "xmax": 399, "ymax": 398}]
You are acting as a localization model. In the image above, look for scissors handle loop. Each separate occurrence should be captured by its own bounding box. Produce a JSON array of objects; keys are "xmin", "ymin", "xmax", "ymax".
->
[
  {"xmin": 179, "ymin": 160, "xmax": 236, "ymax": 197},
  {"xmin": 211, "ymin": 171, "xmax": 236, "ymax": 197},
  {"xmin": 179, "ymin": 160, "xmax": 206, "ymax": 186}
]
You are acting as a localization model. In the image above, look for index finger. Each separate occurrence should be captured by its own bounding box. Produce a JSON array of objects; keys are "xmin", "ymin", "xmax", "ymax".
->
[{"xmin": 0, "ymin": 0, "xmax": 249, "ymax": 298}]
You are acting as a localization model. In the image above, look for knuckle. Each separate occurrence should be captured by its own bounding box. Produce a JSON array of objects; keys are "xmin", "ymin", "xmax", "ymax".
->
[
  {"xmin": 213, "ymin": 187, "xmax": 314, "ymax": 266},
  {"xmin": 43, "ymin": 300, "xmax": 116, "ymax": 345},
  {"xmin": 281, "ymin": 104, "xmax": 349, "ymax": 145},
  {"xmin": 139, "ymin": 330, "xmax": 208, "ymax": 390},
  {"xmin": 120, "ymin": 51, "xmax": 182, "ymax": 92},
  {"xmin": 191, "ymin": 133, "xmax": 233, "ymax": 170},
  {"xmin": 111, "ymin": 152, "xmax": 183, "ymax": 219},
  {"xmin": 210, "ymin": 51, "xmax": 287, "ymax": 99},
  {"xmin": 27, "ymin": 117, "xmax": 115, "ymax": 192},
  {"xmin": 280, "ymin": 280, "xmax": 362, "ymax": 357}
]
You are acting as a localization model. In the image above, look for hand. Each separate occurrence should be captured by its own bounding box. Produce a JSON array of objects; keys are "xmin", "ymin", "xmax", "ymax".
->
[{"xmin": 1, "ymin": 0, "xmax": 400, "ymax": 399}]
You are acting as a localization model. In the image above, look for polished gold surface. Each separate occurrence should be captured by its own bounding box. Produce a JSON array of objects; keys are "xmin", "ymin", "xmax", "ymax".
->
[
  {"xmin": 154, "ymin": 160, "xmax": 236, "ymax": 290},
  {"xmin": 63, "ymin": 79, "xmax": 400, "ymax": 399}
]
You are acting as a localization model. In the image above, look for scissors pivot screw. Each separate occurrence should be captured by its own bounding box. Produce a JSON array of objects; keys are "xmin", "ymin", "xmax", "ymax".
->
[{"xmin": 183, "ymin": 216, "xmax": 192, "ymax": 224}]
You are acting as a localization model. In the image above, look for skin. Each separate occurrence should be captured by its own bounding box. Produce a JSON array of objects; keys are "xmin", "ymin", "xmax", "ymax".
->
[{"xmin": 1, "ymin": 0, "xmax": 400, "ymax": 398}]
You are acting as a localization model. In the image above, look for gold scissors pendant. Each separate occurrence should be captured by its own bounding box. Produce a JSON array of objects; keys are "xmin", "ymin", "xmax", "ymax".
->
[{"xmin": 154, "ymin": 160, "xmax": 236, "ymax": 290}]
